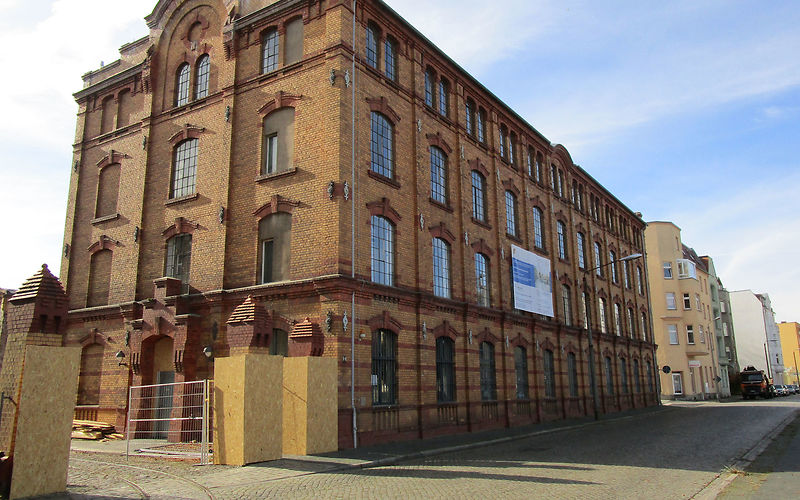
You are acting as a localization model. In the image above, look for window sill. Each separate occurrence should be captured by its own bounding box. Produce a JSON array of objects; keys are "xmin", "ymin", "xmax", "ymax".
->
[
  {"xmin": 506, "ymin": 233, "xmax": 522, "ymax": 244},
  {"xmin": 471, "ymin": 217, "xmax": 491, "ymax": 230},
  {"xmin": 165, "ymin": 193, "xmax": 199, "ymax": 206},
  {"xmin": 558, "ymin": 257, "xmax": 570, "ymax": 264},
  {"xmin": 429, "ymin": 198, "xmax": 453, "ymax": 213},
  {"xmin": 91, "ymin": 213, "xmax": 120, "ymax": 225},
  {"xmin": 533, "ymin": 246, "xmax": 548, "ymax": 257},
  {"xmin": 367, "ymin": 169, "xmax": 401, "ymax": 189},
  {"xmin": 256, "ymin": 166, "xmax": 298, "ymax": 183}
]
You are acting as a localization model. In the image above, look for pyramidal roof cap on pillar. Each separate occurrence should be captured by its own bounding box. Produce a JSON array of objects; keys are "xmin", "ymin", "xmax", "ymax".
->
[
  {"xmin": 227, "ymin": 295, "xmax": 269, "ymax": 324},
  {"xmin": 9, "ymin": 264, "xmax": 67, "ymax": 302}
]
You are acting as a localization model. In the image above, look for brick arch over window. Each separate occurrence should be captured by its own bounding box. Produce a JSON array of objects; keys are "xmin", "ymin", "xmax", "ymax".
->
[
  {"xmin": 539, "ymin": 336, "xmax": 556, "ymax": 352},
  {"xmin": 468, "ymin": 158, "xmax": 490, "ymax": 178},
  {"xmin": 87, "ymin": 235, "xmax": 119, "ymax": 254},
  {"xmin": 431, "ymin": 320, "xmax": 459, "ymax": 341},
  {"xmin": 168, "ymin": 124, "xmax": 206, "ymax": 146},
  {"xmin": 563, "ymin": 340, "xmax": 579, "ymax": 355},
  {"xmin": 474, "ymin": 327, "xmax": 500, "ymax": 345},
  {"xmin": 558, "ymin": 274, "xmax": 573, "ymax": 286},
  {"xmin": 501, "ymin": 178, "xmax": 520, "ymax": 197},
  {"xmin": 253, "ymin": 195, "xmax": 301, "ymax": 219},
  {"xmin": 425, "ymin": 132, "xmax": 452, "ymax": 155},
  {"xmin": 96, "ymin": 150, "xmax": 131, "ymax": 169},
  {"xmin": 529, "ymin": 196, "xmax": 546, "ymax": 212},
  {"xmin": 509, "ymin": 331, "xmax": 532, "ymax": 348},
  {"xmin": 161, "ymin": 216, "xmax": 200, "ymax": 240},
  {"xmin": 428, "ymin": 221, "xmax": 455, "ymax": 245},
  {"xmin": 258, "ymin": 91, "xmax": 303, "ymax": 116},
  {"xmin": 367, "ymin": 310, "xmax": 403, "ymax": 334},
  {"xmin": 366, "ymin": 96, "xmax": 401, "ymax": 123},
  {"xmin": 470, "ymin": 238, "xmax": 493, "ymax": 257},
  {"xmin": 366, "ymin": 197, "xmax": 401, "ymax": 225}
]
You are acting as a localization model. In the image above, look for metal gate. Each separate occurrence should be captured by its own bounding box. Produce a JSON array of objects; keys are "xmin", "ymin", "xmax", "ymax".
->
[{"xmin": 125, "ymin": 379, "xmax": 213, "ymax": 464}]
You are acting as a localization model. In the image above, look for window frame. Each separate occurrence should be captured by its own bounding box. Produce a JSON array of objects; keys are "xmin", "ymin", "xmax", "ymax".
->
[
  {"xmin": 436, "ymin": 336, "xmax": 456, "ymax": 403},
  {"xmin": 533, "ymin": 207, "xmax": 545, "ymax": 249},
  {"xmin": 475, "ymin": 252, "xmax": 490, "ymax": 307},
  {"xmin": 372, "ymin": 329, "xmax": 398, "ymax": 406},
  {"xmin": 370, "ymin": 215, "xmax": 394, "ymax": 286},
  {"xmin": 170, "ymin": 138, "xmax": 198, "ymax": 199},
  {"xmin": 175, "ymin": 63, "xmax": 191, "ymax": 107},
  {"xmin": 370, "ymin": 111, "xmax": 394, "ymax": 179},
  {"xmin": 262, "ymin": 28, "xmax": 280, "ymax": 73},
  {"xmin": 479, "ymin": 341, "xmax": 497, "ymax": 401},
  {"xmin": 504, "ymin": 190, "xmax": 518, "ymax": 237},
  {"xmin": 194, "ymin": 54, "xmax": 210, "ymax": 100},
  {"xmin": 471, "ymin": 170, "xmax": 487, "ymax": 222},
  {"xmin": 432, "ymin": 237, "xmax": 451, "ymax": 299},
  {"xmin": 430, "ymin": 146, "xmax": 448, "ymax": 205}
]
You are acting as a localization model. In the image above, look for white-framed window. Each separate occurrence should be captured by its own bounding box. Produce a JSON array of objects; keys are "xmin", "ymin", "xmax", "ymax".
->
[
  {"xmin": 677, "ymin": 259, "xmax": 697, "ymax": 279},
  {"xmin": 432, "ymin": 237, "xmax": 451, "ymax": 298},
  {"xmin": 683, "ymin": 293, "xmax": 691, "ymax": 310},
  {"xmin": 721, "ymin": 301, "xmax": 727, "ymax": 313},
  {"xmin": 672, "ymin": 373, "xmax": 683, "ymax": 395},
  {"xmin": 371, "ymin": 216, "xmax": 394, "ymax": 286},
  {"xmin": 663, "ymin": 261, "xmax": 673, "ymax": 279},
  {"xmin": 699, "ymin": 325, "xmax": 705, "ymax": 343},
  {"xmin": 666, "ymin": 292, "xmax": 677, "ymax": 310},
  {"xmin": 614, "ymin": 303, "xmax": 623, "ymax": 336},
  {"xmin": 667, "ymin": 324, "xmax": 679, "ymax": 344},
  {"xmin": 686, "ymin": 325, "xmax": 695, "ymax": 344},
  {"xmin": 598, "ymin": 298, "xmax": 608, "ymax": 333},
  {"xmin": 475, "ymin": 252, "xmax": 490, "ymax": 307},
  {"xmin": 695, "ymin": 294, "xmax": 701, "ymax": 310}
]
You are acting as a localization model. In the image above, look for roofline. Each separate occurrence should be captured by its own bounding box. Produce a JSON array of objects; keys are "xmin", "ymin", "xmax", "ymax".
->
[{"xmin": 74, "ymin": 63, "xmax": 144, "ymax": 101}]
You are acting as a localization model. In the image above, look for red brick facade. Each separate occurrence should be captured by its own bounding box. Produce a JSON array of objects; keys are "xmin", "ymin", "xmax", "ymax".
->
[{"xmin": 60, "ymin": 0, "xmax": 657, "ymax": 448}]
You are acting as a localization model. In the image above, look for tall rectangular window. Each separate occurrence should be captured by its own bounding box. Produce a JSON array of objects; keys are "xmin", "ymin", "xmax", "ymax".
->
[
  {"xmin": 384, "ymin": 37, "xmax": 396, "ymax": 81},
  {"xmin": 371, "ymin": 216, "xmax": 394, "ymax": 286},
  {"xmin": 370, "ymin": 112, "xmax": 393, "ymax": 178},
  {"xmin": 262, "ymin": 29, "xmax": 279, "ymax": 73},
  {"xmin": 165, "ymin": 234, "xmax": 192, "ymax": 290},
  {"xmin": 260, "ymin": 239, "xmax": 274, "ymax": 283},
  {"xmin": 264, "ymin": 133, "xmax": 278, "ymax": 174},
  {"xmin": 432, "ymin": 238, "xmax": 451, "ymax": 298},
  {"xmin": 594, "ymin": 242, "xmax": 603, "ymax": 277},
  {"xmin": 475, "ymin": 253, "xmax": 490, "ymax": 307},
  {"xmin": 471, "ymin": 171, "xmax": 486, "ymax": 222},
  {"xmin": 365, "ymin": 25, "xmax": 378, "ymax": 69},
  {"xmin": 562, "ymin": 285, "xmax": 572, "ymax": 326},
  {"xmin": 438, "ymin": 79, "xmax": 449, "ymax": 116},
  {"xmin": 372, "ymin": 329, "xmax": 397, "ymax": 405},
  {"xmin": 668, "ymin": 324, "xmax": 679, "ymax": 344},
  {"xmin": 171, "ymin": 139, "xmax": 198, "ymax": 199},
  {"xmin": 533, "ymin": 208, "xmax": 544, "ymax": 249},
  {"xmin": 637, "ymin": 267, "xmax": 644, "ymax": 294},
  {"xmin": 543, "ymin": 349, "xmax": 555, "ymax": 397},
  {"xmin": 436, "ymin": 337, "xmax": 456, "ymax": 403},
  {"xmin": 557, "ymin": 222, "xmax": 567, "ymax": 260},
  {"xmin": 576, "ymin": 232, "xmax": 586, "ymax": 268},
  {"xmin": 614, "ymin": 303, "xmax": 623, "ymax": 335},
  {"xmin": 480, "ymin": 342, "xmax": 497, "ymax": 401},
  {"xmin": 568, "ymin": 352, "xmax": 578, "ymax": 397},
  {"xmin": 620, "ymin": 359, "xmax": 628, "ymax": 394},
  {"xmin": 514, "ymin": 346, "xmax": 529, "ymax": 400},
  {"xmin": 598, "ymin": 298, "xmax": 608, "ymax": 333},
  {"xmin": 505, "ymin": 191, "xmax": 518, "ymax": 237},
  {"xmin": 663, "ymin": 262, "xmax": 673, "ymax": 279},
  {"xmin": 477, "ymin": 109, "xmax": 486, "ymax": 143},
  {"xmin": 604, "ymin": 356, "xmax": 614, "ymax": 395},
  {"xmin": 430, "ymin": 147, "xmax": 447, "ymax": 204},
  {"xmin": 424, "ymin": 69, "xmax": 435, "ymax": 108},
  {"xmin": 683, "ymin": 293, "xmax": 691, "ymax": 310},
  {"xmin": 666, "ymin": 292, "xmax": 677, "ymax": 310},
  {"xmin": 687, "ymin": 325, "xmax": 695, "ymax": 344}
]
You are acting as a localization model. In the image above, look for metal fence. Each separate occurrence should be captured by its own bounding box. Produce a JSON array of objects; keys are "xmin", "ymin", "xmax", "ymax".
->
[{"xmin": 125, "ymin": 379, "xmax": 213, "ymax": 464}]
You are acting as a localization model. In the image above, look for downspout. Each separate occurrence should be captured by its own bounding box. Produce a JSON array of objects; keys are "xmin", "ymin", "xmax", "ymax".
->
[{"xmin": 351, "ymin": 0, "xmax": 358, "ymax": 449}]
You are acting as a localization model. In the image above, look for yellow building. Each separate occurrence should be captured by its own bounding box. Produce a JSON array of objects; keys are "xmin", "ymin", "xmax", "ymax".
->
[
  {"xmin": 645, "ymin": 222, "xmax": 719, "ymax": 399},
  {"xmin": 779, "ymin": 322, "xmax": 800, "ymax": 386}
]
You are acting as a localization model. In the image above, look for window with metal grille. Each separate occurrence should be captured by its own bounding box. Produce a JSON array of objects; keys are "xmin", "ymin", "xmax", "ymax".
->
[
  {"xmin": 475, "ymin": 253, "xmax": 490, "ymax": 307},
  {"xmin": 370, "ymin": 112, "xmax": 393, "ymax": 178},
  {"xmin": 438, "ymin": 78, "xmax": 449, "ymax": 116},
  {"xmin": 371, "ymin": 216, "xmax": 394, "ymax": 286},
  {"xmin": 171, "ymin": 139, "xmax": 198, "ymax": 198},
  {"xmin": 175, "ymin": 63, "xmax": 190, "ymax": 106},
  {"xmin": 432, "ymin": 237, "xmax": 451, "ymax": 298},
  {"xmin": 372, "ymin": 329, "xmax": 397, "ymax": 405},
  {"xmin": 604, "ymin": 356, "xmax": 614, "ymax": 395},
  {"xmin": 620, "ymin": 358, "xmax": 628, "ymax": 393},
  {"xmin": 568, "ymin": 352, "xmax": 578, "ymax": 397},
  {"xmin": 514, "ymin": 346, "xmax": 529, "ymax": 399},
  {"xmin": 543, "ymin": 349, "xmax": 555, "ymax": 398},
  {"xmin": 424, "ymin": 68, "xmax": 435, "ymax": 107},
  {"xmin": 576, "ymin": 232, "xmax": 586, "ymax": 268},
  {"xmin": 436, "ymin": 337, "xmax": 456, "ymax": 403},
  {"xmin": 384, "ymin": 36, "xmax": 396, "ymax": 81},
  {"xmin": 262, "ymin": 28, "xmax": 279, "ymax": 73},
  {"xmin": 557, "ymin": 221, "xmax": 567, "ymax": 259},
  {"xmin": 430, "ymin": 146, "xmax": 447, "ymax": 204},
  {"xmin": 479, "ymin": 342, "xmax": 497, "ymax": 401},
  {"xmin": 471, "ymin": 171, "xmax": 486, "ymax": 222},
  {"xmin": 533, "ymin": 207, "xmax": 544, "ymax": 249},
  {"xmin": 505, "ymin": 191, "xmax": 518, "ymax": 237},
  {"xmin": 165, "ymin": 234, "xmax": 192, "ymax": 291},
  {"xmin": 195, "ymin": 54, "xmax": 209, "ymax": 99},
  {"xmin": 633, "ymin": 359, "xmax": 641, "ymax": 393}
]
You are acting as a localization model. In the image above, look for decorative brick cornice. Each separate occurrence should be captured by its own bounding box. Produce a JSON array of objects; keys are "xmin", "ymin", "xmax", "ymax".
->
[
  {"xmin": 87, "ymin": 235, "xmax": 119, "ymax": 255},
  {"xmin": 470, "ymin": 238, "xmax": 493, "ymax": 257},
  {"xmin": 428, "ymin": 221, "xmax": 455, "ymax": 245},
  {"xmin": 96, "ymin": 150, "xmax": 130, "ymax": 169},
  {"xmin": 258, "ymin": 91, "xmax": 303, "ymax": 116},
  {"xmin": 468, "ymin": 158, "xmax": 489, "ymax": 178},
  {"xmin": 425, "ymin": 132, "xmax": 452, "ymax": 155},
  {"xmin": 366, "ymin": 197, "xmax": 401, "ymax": 224},
  {"xmin": 253, "ymin": 194, "xmax": 301, "ymax": 219},
  {"xmin": 162, "ymin": 217, "xmax": 200, "ymax": 239},
  {"xmin": 168, "ymin": 124, "xmax": 206, "ymax": 146},
  {"xmin": 502, "ymin": 178, "xmax": 520, "ymax": 197},
  {"xmin": 366, "ymin": 96, "xmax": 401, "ymax": 123},
  {"xmin": 431, "ymin": 319, "xmax": 459, "ymax": 340},
  {"xmin": 367, "ymin": 310, "xmax": 403, "ymax": 334}
]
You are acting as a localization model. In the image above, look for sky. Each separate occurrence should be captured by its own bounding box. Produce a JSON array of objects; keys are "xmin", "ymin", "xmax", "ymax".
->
[{"xmin": 0, "ymin": 0, "xmax": 798, "ymax": 322}]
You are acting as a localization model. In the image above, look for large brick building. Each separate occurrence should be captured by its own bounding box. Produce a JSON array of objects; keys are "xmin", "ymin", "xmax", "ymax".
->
[{"xmin": 62, "ymin": 0, "xmax": 657, "ymax": 448}]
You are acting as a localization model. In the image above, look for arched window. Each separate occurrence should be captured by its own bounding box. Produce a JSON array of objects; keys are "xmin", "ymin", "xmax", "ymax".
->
[
  {"xmin": 77, "ymin": 343, "xmax": 104, "ymax": 405},
  {"xmin": 365, "ymin": 23, "xmax": 379, "ymax": 69},
  {"xmin": 604, "ymin": 356, "xmax": 614, "ymax": 395},
  {"xmin": 594, "ymin": 242, "xmax": 603, "ymax": 277},
  {"xmin": 165, "ymin": 233, "xmax": 192, "ymax": 292},
  {"xmin": 370, "ymin": 112, "xmax": 393, "ymax": 178},
  {"xmin": 557, "ymin": 221, "xmax": 567, "ymax": 260},
  {"xmin": 259, "ymin": 212, "xmax": 291, "ymax": 283},
  {"xmin": 533, "ymin": 207, "xmax": 544, "ymax": 249},
  {"xmin": 646, "ymin": 360, "xmax": 654, "ymax": 392},
  {"xmin": 372, "ymin": 329, "xmax": 397, "ymax": 405},
  {"xmin": 637, "ymin": 266, "xmax": 644, "ymax": 294},
  {"xmin": 534, "ymin": 153, "xmax": 543, "ymax": 183},
  {"xmin": 543, "ymin": 349, "xmax": 556, "ymax": 397},
  {"xmin": 116, "ymin": 88, "xmax": 132, "ymax": 128},
  {"xmin": 620, "ymin": 358, "xmax": 628, "ymax": 394},
  {"xmin": 475, "ymin": 252, "xmax": 490, "ymax": 307},
  {"xmin": 465, "ymin": 98, "xmax": 475, "ymax": 136},
  {"xmin": 598, "ymin": 297, "xmax": 608, "ymax": 333},
  {"xmin": 424, "ymin": 67, "xmax": 436, "ymax": 108},
  {"xmin": 100, "ymin": 95, "xmax": 115, "ymax": 134},
  {"xmin": 614, "ymin": 302, "xmax": 623, "ymax": 335},
  {"xmin": 562, "ymin": 284, "xmax": 572, "ymax": 326},
  {"xmin": 499, "ymin": 125, "xmax": 507, "ymax": 159},
  {"xmin": 175, "ymin": 63, "xmax": 190, "ymax": 106},
  {"xmin": 505, "ymin": 190, "xmax": 518, "ymax": 237},
  {"xmin": 641, "ymin": 311, "xmax": 648, "ymax": 341},
  {"xmin": 436, "ymin": 337, "xmax": 456, "ymax": 402},
  {"xmin": 432, "ymin": 237, "xmax": 451, "ymax": 298},
  {"xmin": 633, "ymin": 359, "xmax": 641, "ymax": 393},
  {"xmin": 479, "ymin": 341, "xmax": 497, "ymax": 401},
  {"xmin": 430, "ymin": 146, "xmax": 447, "ymax": 204},
  {"xmin": 627, "ymin": 307, "xmax": 636, "ymax": 338},
  {"xmin": 526, "ymin": 147, "xmax": 533, "ymax": 177},
  {"xmin": 194, "ymin": 54, "xmax": 210, "ymax": 99},
  {"xmin": 262, "ymin": 108, "xmax": 295, "ymax": 175},
  {"xmin": 471, "ymin": 171, "xmax": 487, "ymax": 222},
  {"xmin": 95, "ymin": 163, "xmax": 120, "ymax": 218},
  {"xmin": 370, "ymin": 215, "xmax": 394, "ymax": 286},
  {"xmin": 514, "ymin": 346, "xmax": 529, "ymax": 400},
  {"xmin": 567, "ymin": 352, "xmax": 578, "ymax": 397},
  {"xmin": 509, "ymin": 132, "xmax": 517, "ymax": 165},
  {"xmin": 576, "ymin": 232, "xmax": 586, "ymax": 269},
  {"xmin": 477, "ymin": 108, "xmax": 486, "ymax": 143},
  {"xmin": 262, "ymin": 28, "xmax": 279, "ymax": 73},
  {"xmin": 438, "ymin": 77, "xmax": 449, "ymax": 117},
  {"xmin": 284, "ymin": 17, "xmax": 303, "ymax": 66},
  {"xmin": 87, "ymin": 250, "xmax": 112, "ymax": 307},
  {"xmin": 384, "ymin": 36, "xmax": 397, "ymax": 81},
  {"xmin": 270, "ymin": 328, "xmax": 288, "ymax": 356},
  {"xmin": 171, "ymin": 138, "xmax": 198, "ymax": 198},
  {"xmin": 609, "ymin": 250, "xmax": 618, "ymax": 283}
]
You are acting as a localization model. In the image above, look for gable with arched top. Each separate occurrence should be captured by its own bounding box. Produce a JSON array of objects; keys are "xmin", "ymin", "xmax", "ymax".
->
[
  {"xmin": 87, "ymin": 235, "xmax": 119, "ymax": 255},
  {"xmin": 169, "ymin": 124, "xmax": 206, "ymax": 146},
  {"xmin": 468, "ymin": 157, "xmax": 490, "ymax": 178},
  {"xmin": 366, "ymin": 96, "xmax": 401, "ymax": 124},
  {"xmin": 368, "ymin": 310, "xmax": 403, "ymax": 334},
  {"xmin": 431, "ymin": 320, "xmax": 459, "ymax": 341},
  {"xmin": 501, "ymin": 178, "xmax": 520, "ymax": 197},
  {"xmin": 508, "ymin": 330, "xmax": 532, "ymax": 348},
  {"xmin": 428, "ymin": 221, "xmax": 456, "ymax": 245},
  {"xmin": 258, "ymin": 91, "xmax": 303, "ymax": 116},
  {"xmin": 474, "ymin": 327, "xmax": 500, "ymax": 345},
  {"xmin": 366, "ymin": 197, "xmax": 401, "ymax": 225},
  {"xmin": 253, "ymin": 195, "xmax": 301, "ymax": 219},
  {"xmin": 162, "ymin": 216, "xmax": 200, "ymax": 239},
  {"xmin": 471, "ymin": 238, "xmax": 493, "ymax": 257},
  {"xmin": 426, "ymin": 132, "xmax": 452, "ymax": 155},
  {"xmin": 551, "ymin": 143, "xmax": 575, "ymax": 170}
]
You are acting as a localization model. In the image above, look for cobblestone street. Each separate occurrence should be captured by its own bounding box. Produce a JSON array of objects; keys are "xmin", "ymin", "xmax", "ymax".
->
[{"xmin": 64, "ymin": 398, "xmax": 800, "ymax": 499}]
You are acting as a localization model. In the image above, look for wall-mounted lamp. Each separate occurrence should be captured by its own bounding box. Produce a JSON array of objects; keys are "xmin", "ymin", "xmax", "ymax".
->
[
  {"xmin": 203, "ymin": 345, "xmax": 214, "ymax": 360},
  {"xmin": 115, "ymin": 350, "xmax": 127, "ymax": 366}
]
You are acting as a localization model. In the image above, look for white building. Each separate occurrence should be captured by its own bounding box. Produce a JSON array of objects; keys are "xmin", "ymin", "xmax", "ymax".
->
[{"xmin": 729, "ymin": 291, "xmax": 784, "ymax": 384}]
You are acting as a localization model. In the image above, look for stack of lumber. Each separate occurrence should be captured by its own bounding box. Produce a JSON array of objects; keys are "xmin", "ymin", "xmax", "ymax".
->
[{"xmin": 72, "ymin": 419, "xmax": 124, "ymax": 440}]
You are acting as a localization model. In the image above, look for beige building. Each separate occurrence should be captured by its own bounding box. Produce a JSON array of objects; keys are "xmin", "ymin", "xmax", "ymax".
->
[
  {"xmin": 779, "ymin": 322, "xmax": 800, "ymax": 386},
  {"xmin": 645, "ymin": 222, "xmax": 719, "ymax": 399}
]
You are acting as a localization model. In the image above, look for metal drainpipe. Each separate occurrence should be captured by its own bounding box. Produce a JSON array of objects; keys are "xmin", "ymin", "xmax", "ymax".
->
[
  {"xmin": 350, "ymin": 0, "xmax": 358, "ymax": 449},
  {"xmin": 641, "ymin": 228, "xmax": 662, "ymax": 404}
]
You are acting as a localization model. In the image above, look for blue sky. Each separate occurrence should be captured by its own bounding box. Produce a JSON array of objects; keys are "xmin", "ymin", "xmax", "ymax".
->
[{"xmin": 0, "ymin": 0, "xmax": 798, "ymax": 322}]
